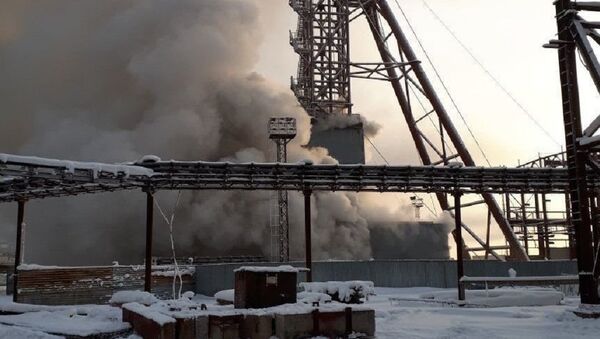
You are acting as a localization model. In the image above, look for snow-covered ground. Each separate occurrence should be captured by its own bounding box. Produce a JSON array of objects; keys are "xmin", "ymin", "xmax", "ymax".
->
[
  {"xmin": 370, "ymin": 287, "xmax": 600, "ymax": 339},
  {"xmin": 0, "ymin": 296, "xmax": 129, "ymax": 338},
  {"xmin": 0, "ymin": 288, "xmax": 599, "ymax": 338}
]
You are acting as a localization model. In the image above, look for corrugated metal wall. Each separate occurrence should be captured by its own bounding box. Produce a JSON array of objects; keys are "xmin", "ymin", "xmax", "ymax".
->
[{"xmin": 194, "ymin": 260, "xmax": 578, "ymax": 296}]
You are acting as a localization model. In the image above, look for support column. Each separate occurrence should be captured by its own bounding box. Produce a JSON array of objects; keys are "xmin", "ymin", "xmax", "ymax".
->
[
  {"xmin": 304, "ymin": 190, "xmax": 312, "ymax": 282},
  {"xmin": 520, "ymin": 193, "xmax": 529, "ymax": 254},
  {"xmin": 541, "ymin": 194, "xmax": 551, "ymax": 259},
  {"xmin": 484, "ymin": 209, "xmax": 491, "ymax": 260},
  {"xmin": 13, "ymin": 200, "xmax": 25, "ymax": 303},
  {"xmin": 591, "ymin": 193, "xmax": 600, "ymax": 255},
  {"xmin": 145, "ymin": 191, "xmax": 154, "ymax": 293},
  {"xmin": 555, "ymin": 0, "xmax": 599, "ymax": 304},
  {"xmin": 535, "ymin": 194, "xmax": 546, "ymax": 259},
  {"xmin": 454, "ymin": 192, "xmax": 465, "ymax": 301}
]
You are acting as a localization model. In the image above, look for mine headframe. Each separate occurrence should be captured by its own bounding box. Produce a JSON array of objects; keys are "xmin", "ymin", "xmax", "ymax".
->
[{"xmin": 288, "ymin": 0, "xmax": 529, "ymax": 260}]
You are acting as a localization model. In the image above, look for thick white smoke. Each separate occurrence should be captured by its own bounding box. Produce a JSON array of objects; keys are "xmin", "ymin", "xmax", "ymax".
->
[{"xmin": 0, "ymin": 0, "xmax": 449, "ymax": 265}]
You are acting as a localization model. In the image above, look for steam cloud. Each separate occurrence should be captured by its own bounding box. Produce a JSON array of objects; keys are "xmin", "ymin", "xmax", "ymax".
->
[{"xmin": 0, "ymin": 0, "xmax": 449, "ymax": 265}]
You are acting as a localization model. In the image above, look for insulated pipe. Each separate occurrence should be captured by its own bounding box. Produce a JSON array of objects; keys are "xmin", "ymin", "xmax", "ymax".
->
[{"xmin": 374, "ymin": 0, "xmax": 528, "ymax": 260}]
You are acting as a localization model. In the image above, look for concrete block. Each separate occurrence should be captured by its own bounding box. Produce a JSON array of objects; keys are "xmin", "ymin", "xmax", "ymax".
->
[
  {"xmin": 122, "ymin": 307, "xmax": 176, "ymax": 339},
  {"xmin": 240, "ymin": 314, "xmax": 274, "ymax": 339},
  {"xmin": 195, "ymin": 315, "xmax": 209, "ymax": 338},
  {"xmin": 209, "ymin": 314, "xmax": 243, "ymax": 339},
  {"xmin": 175, "ymin": 317, "xmax": 195, "ymax": 339},
  {"xmin": 174, "ymin": 315, "xmax": 208, "ymax": 339},
  {"xmin": 274, "ymin": 312, "xmax": 314, "ymax": 339},
  {"xmin": 274, "ymin": 308, "xmax": 375, "ymax": 339},
  {"xmin": 351, "ymin": 310, "xmax": 376, "ymax": 336},
  {"xmin": 317, "ymin": 311, "xmax": 346, "ymax": 336}
]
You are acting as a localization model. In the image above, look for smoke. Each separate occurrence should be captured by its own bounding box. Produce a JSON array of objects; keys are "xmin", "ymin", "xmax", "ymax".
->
[
  {"xmin": 0, "ymin": 0, "xmax": 448, "ymax": 265},
  {"xmin": 312, "ymin": 114, "xmax": 382, "ymax": 138}
]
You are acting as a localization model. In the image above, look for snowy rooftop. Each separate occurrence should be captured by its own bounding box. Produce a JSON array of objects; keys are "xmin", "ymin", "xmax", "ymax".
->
[
  {"xmin": 0, "ymin": 153, "xmax": 154, "ymax": 177},
  {"xmin": 234, "ymin": 265, "xmax": 301, "ymax": 273}
]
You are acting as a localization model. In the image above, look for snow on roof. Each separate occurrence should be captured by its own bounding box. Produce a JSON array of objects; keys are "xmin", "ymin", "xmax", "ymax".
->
[
  {"xmin": 122, "ymin": 303, "xmax": 175, "ymax": 325},
  {"xmin": 214, "ymin": 289, "xmax": 234, "ymax": 302},
  {"xmin": 0, "ymin": 153, "xmax": 153, "ymax": 177},
  {"xmin": 234, "ymin": 265, "xmax": 300, "ymax": 273},
  {"xmin": 17, "ymin": 264, "xmax": 64, "ymax": 271},
  {"xmin": 143, "ymin": 297, "xmax": 371, "ymax": 320},
  {"xmin": 109, "ymin": 291, "xmax": 158, "ymax": 306},
  {"xmin": 137, "ymin": 155, "xmax": 162, "ymax": 163}
]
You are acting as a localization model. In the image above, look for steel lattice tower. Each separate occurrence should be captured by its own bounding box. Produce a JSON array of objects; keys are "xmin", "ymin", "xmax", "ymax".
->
[
  {"xmin": 288, "ymin": 0, "xmax": 529, "ymax": 260},
  {"xmin": 290, "ymin": 0, "xmax": 352, "ymax": 118},
  {"xmin": 268, "ymin": 117, "xmax": 297, "ymax": 262}
]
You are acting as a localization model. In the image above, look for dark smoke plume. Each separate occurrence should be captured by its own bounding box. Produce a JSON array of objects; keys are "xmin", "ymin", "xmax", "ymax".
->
[{"xmin": 0, "ymin": 0, "xmax": 449, "ymax": 265}]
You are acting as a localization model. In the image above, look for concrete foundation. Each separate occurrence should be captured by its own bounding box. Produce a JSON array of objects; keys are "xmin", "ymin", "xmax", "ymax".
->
[{"xmin": 123, "ymin": 305, "xmax": 374, "ymax": 339}]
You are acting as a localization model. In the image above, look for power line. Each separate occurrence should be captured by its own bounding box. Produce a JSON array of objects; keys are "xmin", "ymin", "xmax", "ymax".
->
[
  {"xmin": 393, "ymin": 0, "xmax": 493, "ymax": 166},
  {"xmin": 421, "ymin": 0, "xmax": 562, "ymax": 147},
  {"xmin": 364, "ymin": 135, "xmax": 438, "ymax": 217}
]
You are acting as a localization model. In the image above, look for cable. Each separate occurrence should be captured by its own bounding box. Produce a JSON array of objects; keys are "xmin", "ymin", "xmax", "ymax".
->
[
  {"xmin": 408, "ymin": 83, "xmax": 456, "ymax": 158},
  {"xmin": 363, "ymin": 1, "xmax": 456, "ymax": 164},
  {"xmin": 364, "ymin": 135, "xmax": 438, "ymax": 217},
  {"xmin": 393, "ymin": 0, "xmax": 493, "ymax": 166},
  {"xmin": 421, "ymin": 0, "xmax": 562, "ymax": 147}
]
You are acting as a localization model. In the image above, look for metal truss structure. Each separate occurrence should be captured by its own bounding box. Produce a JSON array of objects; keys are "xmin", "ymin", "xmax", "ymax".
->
[
  {"xmin": 504, "ymin": 152, "xmax": 574, "ymax": 260},
  {"xmin": 2, "ymin": 155, "xmax": 600, "ymax": 202},
  {"xmin": 544, "ymin": 0, "xmax": 600, "ymax": 304},
  {"xmin": 290, "ymin": 0, "xmax": 353, "ymax": 117},
  {"xmin": 288, "ymin": 0, "xmax": 528, "ymax": 260},
  {"xmin": 268, "ymin": 118, "xmax": 297, "ymax": 262}
]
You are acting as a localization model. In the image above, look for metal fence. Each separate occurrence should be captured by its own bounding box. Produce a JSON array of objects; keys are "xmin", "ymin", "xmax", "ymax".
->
[{"xmin": 194, "ymin": 260, "xmax": 578, "ymax": 296}]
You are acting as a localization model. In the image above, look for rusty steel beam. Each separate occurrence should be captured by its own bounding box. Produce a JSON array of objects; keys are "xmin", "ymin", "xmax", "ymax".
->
[
  {"xmin": 13, "ymin": 200, "xmax": 25, "ymax": 302},
  {"xmin": 554, "ymin": 0, "xmax": 600, "ymax": 304},
  {"xmin": 144, "ymin": 191, "xmax": 154, "ymax": 293}
]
